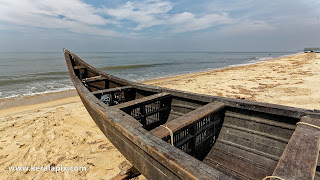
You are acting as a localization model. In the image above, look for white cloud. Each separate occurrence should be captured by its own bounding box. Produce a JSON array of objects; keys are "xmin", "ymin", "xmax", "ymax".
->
[
  {"xmin": 0, "ymin": 0, "xmax": 108, "ymax": 25},
  {"xmin": 0, "ymin": 0, "xmax": 122, "ymax": 36},
  {"xmin": 102, "ymin": 0, "xmax": 172, "ymax": 30},
  {"xmin": 169, "ymin": 12, "xmax": 233, "ymax": 33},
  {"xmin": 206, "ymin": 0, "xmax": 256, "ymax": 13},
  {"xmin": 217, "ymin": 20, "xmax": 275, "ymax": 36},
  {"xmin": 102, "ymin": 1, "xmax": 234, "ymax": 33},
  {"xmin": 0, "ymin": 0, "xmax": 275, "ymax": 36}
]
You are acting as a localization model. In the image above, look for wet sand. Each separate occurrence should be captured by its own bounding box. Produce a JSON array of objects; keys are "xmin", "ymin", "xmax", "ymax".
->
[{"xmin": 0, "ymin": 52, "xmax": 319, "ymax": 179}]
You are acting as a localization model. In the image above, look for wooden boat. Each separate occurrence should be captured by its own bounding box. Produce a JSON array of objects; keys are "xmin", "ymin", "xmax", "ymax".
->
[{"xmin": 64, "ymin": 49, "xmax": 320, "ymax": 180}]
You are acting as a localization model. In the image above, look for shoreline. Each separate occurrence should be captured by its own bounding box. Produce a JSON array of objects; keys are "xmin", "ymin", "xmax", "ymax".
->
[
  {"xmin": 142, "ymin": 53, "xmax": 302, "ymax": 84},
  {"xmin": 0, "ymin": 52, "xmax": 301, "ymax": 112},
  {"xmin": 0, "ymin": 52, "xmax": 298, "ymax": 101},
  {"xmin": 0, "ymin": 89, "xmax": 78, "ymax": 109}
]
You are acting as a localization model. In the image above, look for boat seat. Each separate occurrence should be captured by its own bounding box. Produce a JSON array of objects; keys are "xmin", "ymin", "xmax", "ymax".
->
[
  {"xmin": 113, "ymin": 92, "xmax": 171, "ymax": 110},
  {"xmin": 203, "ymin": 110, "xmax": 296, "ymax": 179},
  {"xmin": 271, "ymin": 116, "xmax": 320, "ymax": 179},
  {"xmin": 150, "ymin": 101, "xmax": 225, "ymax": 139},
  {"xmin": 92, "ymin": 86, "xmax": 133, "ymax": 96},
  {"xmin": 150, "ymin": 101, "xmax": 225, "ymax": 159},
  {"xmin": 82, "ymin": 75, "xmax": 107, "ymax": 83},
  {"xmin": 114, "ymin": 93, "xmax": 172, "ymax": 130},
  {"xmin": 91, "ymin": 86, "xmax": 135, "ymax": 106},
  {"xmin": 73, "ymin": 65, "xmax": 86, "ymax": 69}
]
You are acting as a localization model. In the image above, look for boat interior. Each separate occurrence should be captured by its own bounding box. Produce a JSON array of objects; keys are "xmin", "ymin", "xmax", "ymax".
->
[{"xmin": 69, "ymin": 53, "xmax": 320, "ymax": 179}]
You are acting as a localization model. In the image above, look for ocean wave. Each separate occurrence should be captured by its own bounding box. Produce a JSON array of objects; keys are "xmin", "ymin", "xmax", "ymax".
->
[
  {"xmin": 0, "ymin": 76, "xmax": 67, "ymax": 86},
  {"xmin": 257, "ymin": 57, "xmax": 273, "ymax": 61},
  {"xmin": 99, "ymin": 64, "xmax": 154, "ymax": 70},
  {"xmin": 99, "ymin": 61, "xmax": 227, "ymax": 71},
  {"xmin": 29, "ymin": 71, "xmax": 68, "ymax": 76},
  {"xmin": 99, "ymin": 62, "xmax": 192, "ymax": 70},
  {"xmin": 0, "ymin": 86, "xmax": 75, "ymax": 100},
  {"xmin": 0, "ymin": 71, "xmax": 68, "ymax": 80},
  {"xmin": 78, "ymin": 55, "xmax": 118, "ymax": 59},
  {"xmin": 0, "ymin": 80, "xmax": 74, "ymax": 99}
]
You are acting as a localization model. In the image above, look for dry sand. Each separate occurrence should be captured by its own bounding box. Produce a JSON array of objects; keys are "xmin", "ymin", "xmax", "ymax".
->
[
  {"xmin": 0, "ymin": 98, "xmax": 127, "ymax": 179},
  {"xmin": 145, "ymin": 53, "xmax": 320, "ymax": 110},
  {"xmin": 0, "ymin": 52, "xmax": 319, "ymax": 179}
]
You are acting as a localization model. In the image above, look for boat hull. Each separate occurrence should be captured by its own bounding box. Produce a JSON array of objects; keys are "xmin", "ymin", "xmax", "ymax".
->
[
  {"xmin": 64, "ymin": 49, "xmax": 231, "ymax": 179},
  {"xmin": 64, "ymin": 49, "xmax": 320, "ymax": 180}
]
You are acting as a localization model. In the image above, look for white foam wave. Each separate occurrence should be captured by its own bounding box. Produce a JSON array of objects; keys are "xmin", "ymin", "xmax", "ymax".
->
[
  {"xmin": 0, "ymin": 80, "xmax": 75, "ymax": 100},
  {"xmin": 1, "ymin": 87, "xmax": 75, "ymax": 100}
]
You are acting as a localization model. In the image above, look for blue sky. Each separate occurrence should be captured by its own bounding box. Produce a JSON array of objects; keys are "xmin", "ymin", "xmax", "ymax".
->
[{"xmin": 0, "ymin": 0, "xmax": 319, "ymax": 52}]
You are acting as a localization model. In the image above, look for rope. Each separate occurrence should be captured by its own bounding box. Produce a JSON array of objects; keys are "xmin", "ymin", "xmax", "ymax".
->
[
  {"xmin": 296, "ymin": 122, "xmax": 320, "ymax": 130},
  {"xmin": 262, "ymin": 176, "xmax": 285, "ymax": 180},
  {"xmin": 98, "ymin": 90, "xmax": 104, "ymax": 96},
  {"xmin": 160, "ymin": 125, "xmax": 174, "ymax": 146}
]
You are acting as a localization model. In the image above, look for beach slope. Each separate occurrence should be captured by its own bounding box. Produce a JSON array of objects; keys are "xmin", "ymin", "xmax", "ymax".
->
[{"xmin": 146, "ymin": 53, "xmax": 320, "ymax": 110}]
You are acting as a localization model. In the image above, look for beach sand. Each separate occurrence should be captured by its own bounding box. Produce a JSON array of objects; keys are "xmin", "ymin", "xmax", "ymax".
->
[
  {"xmin": 145, "ymin": 53, "xmax": 320, "ymax": 110},
  {"xmin": 0, "ymin": 52, "xmax": 319, "ymax": 179}
]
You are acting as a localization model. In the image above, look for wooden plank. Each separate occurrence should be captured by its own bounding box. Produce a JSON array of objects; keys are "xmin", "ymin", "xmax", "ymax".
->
[
  {"xmin": 82, "ymin": 75, "xmax": 107, "ymax": 83},
  {"xmin": 85, "ymin": 83, "xmax": 104, "ymax": 90},
  {"xmin": 204, "ymin": 139, "xmax": 279, "ymax": 170},
  {"xmin": 92, "ymin": 86, "xmax": 133, "ymax": 95},
  {"xmin": 271, "ymin": 116, "xmax": 320, "ymax": 179},
  {"xmin": 171, "ymin": 103, "xmax": 197, "ymax": 111},
  {"xmin": 73, "ymin": 65, "xmax": 86, "ymax": 69},
  {"xmin": 170, "ymin": 111, "xmax": 185, "ymax": 117},
  {"xmin": 113, "ymin": 92, "xmax": 171, "ymax": 109},
  {"xmin": 150, "ymin": 101, "xmax": 225, "ymax": 139},
  {"xmin": 217, "ymin": 96, "xmax": 306, "ymax": 119},
  {"xmin": 204, "ymin": 146, "xmax": 271, "ymax": 179}
]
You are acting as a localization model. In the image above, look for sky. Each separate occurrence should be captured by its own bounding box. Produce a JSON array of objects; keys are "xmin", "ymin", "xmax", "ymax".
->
[{"xmin": 0, "ymin": 0, "xmax": 319, "ymax": 52}]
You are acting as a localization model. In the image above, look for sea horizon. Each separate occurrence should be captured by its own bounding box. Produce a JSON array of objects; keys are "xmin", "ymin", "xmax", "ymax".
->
[{"xmin": 0, "ymin": 50, "xmax": 300, "ymax": 53}]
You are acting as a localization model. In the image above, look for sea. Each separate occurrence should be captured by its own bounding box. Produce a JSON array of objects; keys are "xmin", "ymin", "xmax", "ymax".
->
[{"xmin": 0, "ymin": 51, "xmax": 297, "ymax": 100}]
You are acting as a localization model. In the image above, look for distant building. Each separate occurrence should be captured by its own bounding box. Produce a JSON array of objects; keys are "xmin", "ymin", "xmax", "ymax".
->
[{"xmin": 304, "ymin": 48, "xmax": 320, "ymax": 53}]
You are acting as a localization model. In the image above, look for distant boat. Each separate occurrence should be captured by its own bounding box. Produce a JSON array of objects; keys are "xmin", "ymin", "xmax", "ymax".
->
[
  {"xmin": 64, "ymin": 49, "xmax": 320, "ymax": 180},
  {"xmin": 304, "ymin": 47, "xmax": 320, "ymax": 53}
]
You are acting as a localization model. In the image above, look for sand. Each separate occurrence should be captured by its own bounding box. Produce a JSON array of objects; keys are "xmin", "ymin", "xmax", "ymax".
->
[
  {"xmin": 0, "ymin": 99, "xmax": 127, "ymax": 179},
  {"xmin": 0, "ymin": 52, "xmax": 319, "ymax": 179},
  {"xmin": 145, "ymin": 53, "xmax": 320, "ymax": 110}
]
